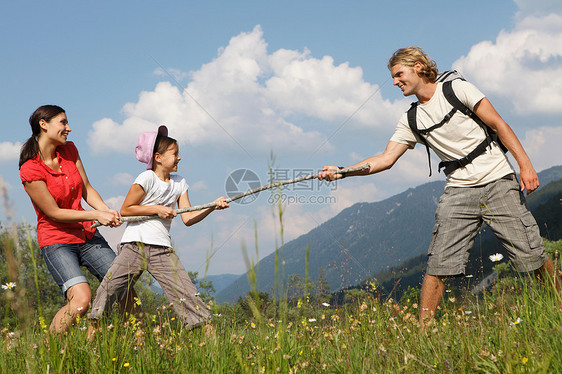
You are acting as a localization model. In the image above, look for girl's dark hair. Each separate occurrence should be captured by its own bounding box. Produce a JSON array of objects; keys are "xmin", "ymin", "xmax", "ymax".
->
[
  {"xmin": 151, "ymin": 135, "xmax": 178, "ymax": 170},
  {"xmin": 19, "ymin": 105, "xmax": 66, "ymax": 168}
]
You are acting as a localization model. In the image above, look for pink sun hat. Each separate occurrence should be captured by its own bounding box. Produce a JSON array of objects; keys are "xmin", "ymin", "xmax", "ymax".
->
[{"xmin": 135, "ymin": 125, "xmax": 168, "ymax": 170}]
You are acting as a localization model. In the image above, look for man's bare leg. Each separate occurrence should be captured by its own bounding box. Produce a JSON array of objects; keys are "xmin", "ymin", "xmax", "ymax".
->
[
  {"xmin": 419, "ymin": 274, "xmax": 445, "ymax": 324},
  {"xmin": 535, "ymin": 258, "xmax": 562, "ymax": 294}
]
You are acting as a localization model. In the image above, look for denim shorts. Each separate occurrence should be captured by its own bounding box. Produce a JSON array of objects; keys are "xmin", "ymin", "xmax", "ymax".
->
[
  {"xmin": 41, "ymin": 231, "xmax": 117, "ymax": 295},
  {"xmin": 427, "ymin": 174, "xmax": 546, "ymax": 276}
]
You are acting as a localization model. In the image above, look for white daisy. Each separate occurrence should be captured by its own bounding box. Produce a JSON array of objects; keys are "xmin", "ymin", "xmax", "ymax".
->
[
  {"xmin": 489, "ymin": 253, "xmax": 504, "ymax": 262},
  {"xmin": 2, "ymin": 282, "xmax": 16, "ymax": 290}
]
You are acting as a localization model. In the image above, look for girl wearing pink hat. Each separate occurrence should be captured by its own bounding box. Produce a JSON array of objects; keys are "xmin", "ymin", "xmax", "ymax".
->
[{"xmin": 89, "ymin": 125, "xmax": 228, "ymax": 333}]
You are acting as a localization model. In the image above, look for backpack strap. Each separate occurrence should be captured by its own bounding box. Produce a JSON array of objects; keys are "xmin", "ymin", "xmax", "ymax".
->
[
  {"xmin": 407, "ymin": 102, "xmax": 433, "ymax": 177},
  {"xmin": 439, "ymin": 81, "xmax": 508, "ymax": 175},
  {"xmin": 407, "ymin": 78, "xmax": 509, "ymax": 177},
  {"xmin": 438, "ymin": 136, "xmax": 494, "ymax": 175}
]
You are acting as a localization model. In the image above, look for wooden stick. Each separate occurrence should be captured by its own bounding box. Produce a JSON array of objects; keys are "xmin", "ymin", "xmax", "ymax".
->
[{"xmin": 91, "ymin": 165, "xmax": 369, "ymax": 228}]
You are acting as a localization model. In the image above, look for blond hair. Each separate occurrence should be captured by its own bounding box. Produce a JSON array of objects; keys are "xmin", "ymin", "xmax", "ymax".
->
[{"xmin": 387, "ymin": 47, "xmax": 439, "ymax": 83}]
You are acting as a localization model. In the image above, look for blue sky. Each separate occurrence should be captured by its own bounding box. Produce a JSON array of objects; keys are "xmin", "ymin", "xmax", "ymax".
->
[{"xmin": 1, "ymin": 0, "xmax": 561, "ymax": 277}]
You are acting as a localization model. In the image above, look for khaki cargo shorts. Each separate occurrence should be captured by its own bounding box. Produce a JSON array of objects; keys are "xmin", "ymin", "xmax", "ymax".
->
[{"xmin": 426, "ymin": 174, "xmax": 546, "ymax": 276}]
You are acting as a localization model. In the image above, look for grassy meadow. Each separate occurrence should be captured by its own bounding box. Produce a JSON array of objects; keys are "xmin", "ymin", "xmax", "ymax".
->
[
  {"xmin": 1, "ymin": 266, "xmax": 562, "ymax": 373},
  {"xmin": 1, "ymin": 181, "xmax": 561, "ymax": 373}
]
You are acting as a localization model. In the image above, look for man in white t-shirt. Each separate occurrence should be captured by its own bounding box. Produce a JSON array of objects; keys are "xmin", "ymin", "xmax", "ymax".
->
[{"xmin": 319, "ymin": 46, "xmax": 559, "ymax": 323}]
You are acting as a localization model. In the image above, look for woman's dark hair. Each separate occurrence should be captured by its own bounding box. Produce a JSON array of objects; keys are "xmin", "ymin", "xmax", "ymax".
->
[
  {"xmin": 151, "ymin": 135, "xmax": 178, "ymax": 171},
  {"xmin": 19, "ymin": 105, "xmax": 66, "ymax": 168}
]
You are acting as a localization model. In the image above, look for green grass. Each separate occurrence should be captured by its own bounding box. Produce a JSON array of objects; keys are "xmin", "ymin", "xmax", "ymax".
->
[
  {"xmin": 2, "ymin": 179, "xmax": 561, "ymax": 373},
  {"xmin": 1, "ymin": 273, "xmax": 561, "ymax": 373}
]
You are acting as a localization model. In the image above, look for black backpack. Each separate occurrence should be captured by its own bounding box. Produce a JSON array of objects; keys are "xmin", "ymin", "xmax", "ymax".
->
[{"xmin": 407, "ymin": 70, "xmax": 507, "ymax": 176}]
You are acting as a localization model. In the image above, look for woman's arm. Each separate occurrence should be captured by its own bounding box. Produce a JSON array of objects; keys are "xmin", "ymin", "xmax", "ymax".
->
[
  {"xmin": 177, "ymin": 191, "xmax": 229, "ymax": 227},
  {"xmin": 23, "ymin": 180, "xmax": 118, "ymax": 226}
]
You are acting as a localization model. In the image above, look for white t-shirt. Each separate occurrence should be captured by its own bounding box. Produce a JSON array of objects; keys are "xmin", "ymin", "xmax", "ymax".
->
[
  {"xmin": 390, "ymin": 80, "xmax": 514, "ymax": 187},
  {"xmin": 120, "ymin": 170, "xmax": 189, "ymax": 247}
]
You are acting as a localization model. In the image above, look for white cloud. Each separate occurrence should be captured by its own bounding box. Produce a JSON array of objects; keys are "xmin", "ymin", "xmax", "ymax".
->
[
  {"xmin": 453, "ymin": 13, "xmax": 562, "ymax": 115},
  {"xmin": 103, "ymin": 195, "xmax": 126, "ymax": 211},
  {"xmin": 188, "ymin": 180, "xmax": 208, "ymax": 192},
  {"xmin": 514, "ymin": 0, "xmax": 562, "ymax": 18},
  {"xmin": 110, "ymin": 172, "xmax": 134, "ymax": 186},
  {"xmin": 153, "ymin": 67, "xmax": 189, "ymax": 82},
  {"xmin": 0, "ymin": 142, "xmax": 22, "ymax": 162},
  {"xmin": 387, "ymin": 147, "xmax": 445, "ymax": 184},
  {"xmin": 88, "ymin": 25, "xmax": 405, "ymax": 155},
  {"xmin": 265, "ymin": 50, "xmax": 401, "ymax": 126},
  {"xmin": 519, "ymin": 125, "xmax": 562, "ymax": 171}
]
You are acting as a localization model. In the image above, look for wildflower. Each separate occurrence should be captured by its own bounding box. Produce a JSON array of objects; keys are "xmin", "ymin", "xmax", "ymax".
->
[
  {"xmin": 134, "ymin": 297, "xmax": 142, "ymax": 306},
  {"xmin": 39, "ymin": 316, "xmax": 48, "ymax": 332},
  {"xmin": 251, "ymin": 322, "xmax": 256, "ymax": 329},
  {"xmin": 445, "ymin": 289, "xmax": 451, "ymax": 293},
  {"xmin": 112, "ymin": 358, "xmax": 117, "ymax": 362},
  {"xmin": 489, "ymin": 253, "xmax": 503, "ymax": 262},
  {"xmin": 308, "ymin": 318, "xmax": 317, "ymax": 323},
  {"xmin": 448, "ymin": 297, "xmax": 456, "ymax": 303},
  {"xmin": 509, "ymin": 317, "xmax": 523, "ymax": 326},
  {"xmin": 322, "ymin": 302, "xmax": 330, "ymax": 307},
  {"xmin": 360, "ymin": 302, "xmax": 368, "ymax": 312},
  {"xmin": 465, "ymin": 274, "xmax": 474, "ymax": 278},
  {"xmin": 2, "ymin": 282, "xmax": 16, "ymax": 290},
  {"xmin": 179, "ymin": 298, "xmax": 186, "ymax": 303},
  {"xmin": 297, "ymin": 299, "xmax": 303, "ymax": 308},
  {"xmin": 464, "ymin": 311, "xmax": 472, "ymax": 315},
  {"xmin": 123, "ymin": 362, "xmax": 130, "ymax": 367},
  {"xmin": 77, "ymin": 306, "xmax": 84, "ymax": 311},
  {"xmin": 522, "ymin": 357, "xmax": 528, "ymax": 364},
  {"xmin": 194, "ymin": 292, "xmax": 200, "ymax": 297}
]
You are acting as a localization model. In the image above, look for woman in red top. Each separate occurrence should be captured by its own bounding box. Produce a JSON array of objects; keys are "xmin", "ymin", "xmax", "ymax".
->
[{"xmin": 19, "ymin": 105, "xmax": 134, "ymax": 333}]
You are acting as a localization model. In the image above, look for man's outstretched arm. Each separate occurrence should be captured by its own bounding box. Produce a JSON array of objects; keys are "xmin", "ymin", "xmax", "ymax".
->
[{"xmin": 319, "ymin": 141, "xmax": 409, "ymax": 181}]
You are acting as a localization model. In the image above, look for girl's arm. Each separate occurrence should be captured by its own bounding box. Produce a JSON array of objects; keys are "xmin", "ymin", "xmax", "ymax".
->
[
  {"xmin": 120, "ymin": 184, "xmax": 176, "ymax": 219},
  {"xmin": 23, "ymin": 180, "xmax": 118, "ymax": 226},
  {"xmin": 75, "ymin": 155, "xmax": 121, "ymax": 222},
  {"xmin": 177, "ymin": 191, "xmax": 229, "ymax": 227}
]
